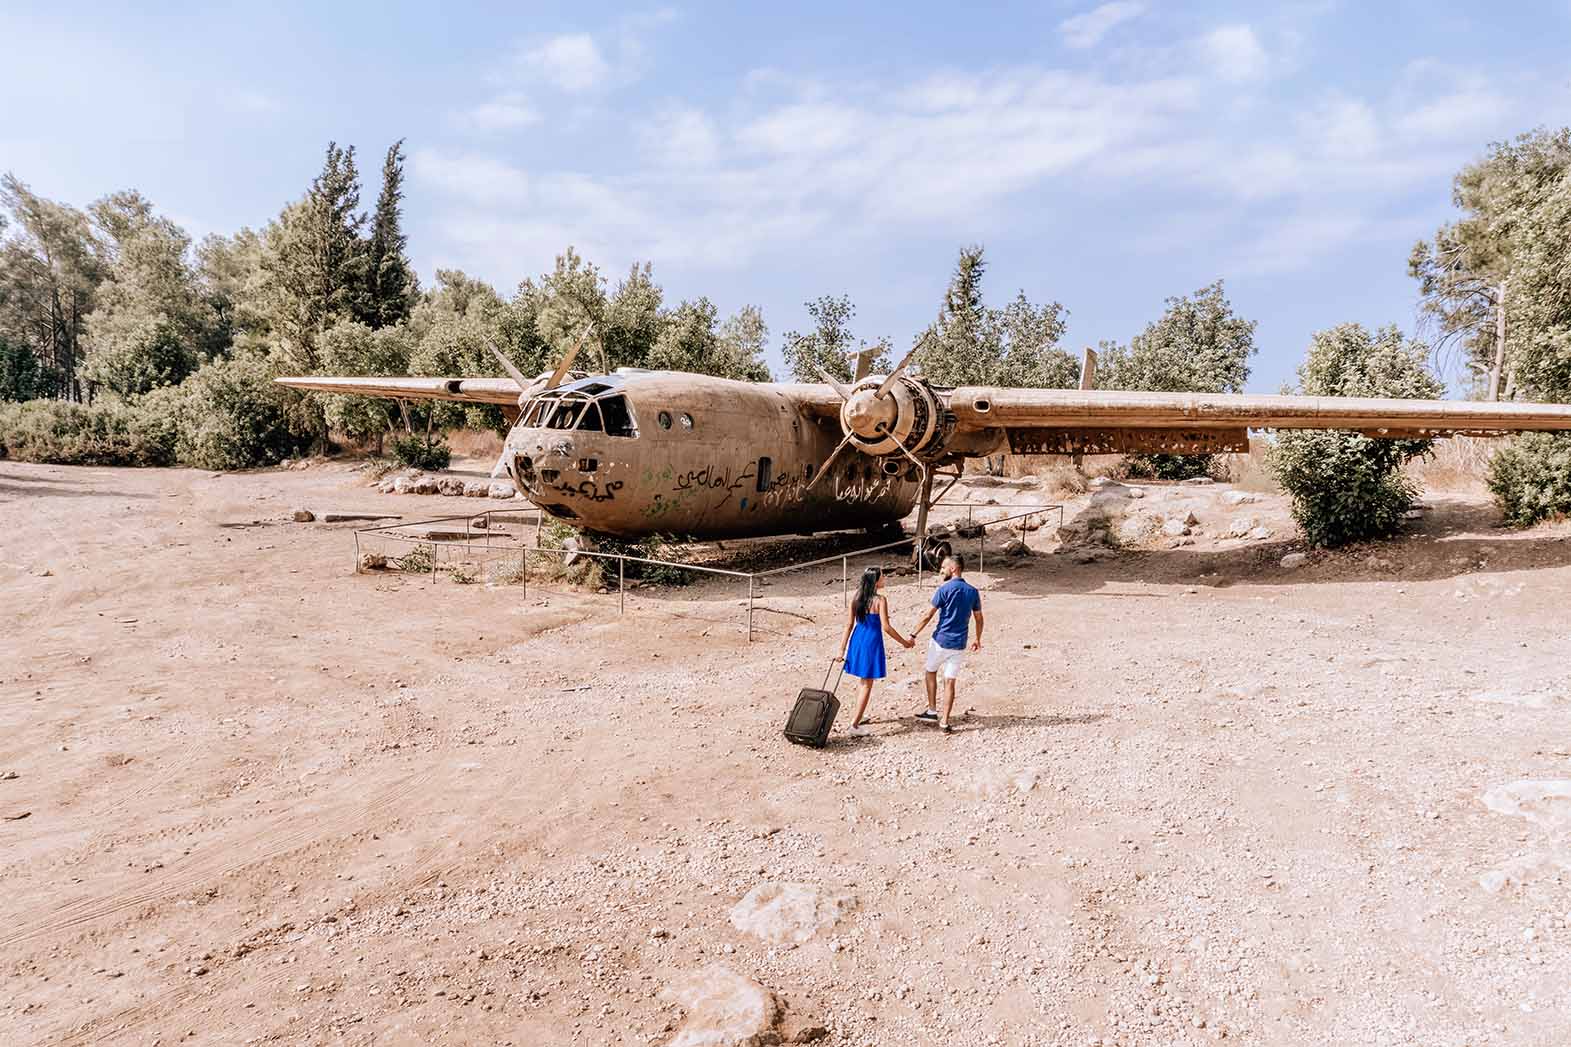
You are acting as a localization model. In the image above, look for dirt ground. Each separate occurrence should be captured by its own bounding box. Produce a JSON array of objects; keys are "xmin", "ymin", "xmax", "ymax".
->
[{"xmin": 4, "ymin": 456, "xmax": 1571, "ymax": 1047}]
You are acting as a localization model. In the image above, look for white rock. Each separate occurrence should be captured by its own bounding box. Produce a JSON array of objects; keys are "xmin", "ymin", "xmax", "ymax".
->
[
  {"xmin": 661, "ymin": 965, "xmax": 780, "ymax": 1047},
  {"xmin": 463, "ymin": 480, "xmax": 490, "ymax": 498},
  {"xmin": 1116, "ymin": 512, "xmax": 1163, "ymax": 545},
  {"xmin": 1181, "ymin": 476, "xmax": 1215, "ymax": 486},
  {"xmin": 487, "ymin": 481, "xmax": 515, "ymax": 500},
  {"xmin": 1223, "ymin": 491, "xmax": 1259, "ymax": 505},
  {"xmin": 1223, "ymin": 516, "xmax": 1258, "ymax": 539},
  {"xmin": 1246, "ymin": 526, "xmax": 1273, "ymax": 541},
  {"xmin": 437, "ymin": 477, "xmax": 466, "ymax": 497},
  {"xmin": 411, "ymin": 476, "xmax": 440, "ymax": 495},
  {"xmin": 728, "ymin": 883, "xmax": 855, "ymax": 944},
  {"xmin": 1280, "ymin": 552, "xmax": 1309, "ymax": 569},
  {"xmin": 1161, "ymin": 518, "xmax": 1189, "ymax": 537}
]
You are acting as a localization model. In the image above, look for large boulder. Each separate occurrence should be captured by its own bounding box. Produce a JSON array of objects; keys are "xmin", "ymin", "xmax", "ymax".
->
[
  {"xmin": 437, "ymin": 477, "xmax": 466, "ymax": 497},
  {"xmin": 487, "ymin": 481, "xmax": 516, "ymax": 500},
  {"xmin": 1223, "ymin": 515, "xmax": 1259, "ymax": 539},
  {"xmin": 463, "ymin": 480, "xmax": 490, "ymax": 498},
  {"xmin": 411, "ymin": 475, "xmax": 440, "ymax": 495},
  {"xmin": 728, "ymin": 883, "xmax": 854, "ymax": 945}
]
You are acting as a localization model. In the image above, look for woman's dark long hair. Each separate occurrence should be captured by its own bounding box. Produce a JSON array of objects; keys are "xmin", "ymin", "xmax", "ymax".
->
[{"xmin": 852, "ymin": 566, "xmax": 883, "ymax": 623}]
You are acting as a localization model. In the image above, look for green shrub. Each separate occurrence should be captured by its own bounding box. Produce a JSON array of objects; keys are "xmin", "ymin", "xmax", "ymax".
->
[
  {"xmin": 1487, "ymin": 432, "xmax": 1571, "ymax": 526},
  {"xmin": 1122, "ymin": 453, "xmax": 1215, "ymax": 481},
  {"xmin": 1268, "ymin": 430, "xmax": 1422, "ymax": 547},
  {"xmin": 391, "ymin": 433, "xmax": 452, "ymax": 470},
  {"xmin": 159, "ymin": 355, "xmax": 312, "ymax": 471},
  {"xmin": 1267, "ymin": 323, "xmax": 1443, "ymax": 547},
  {"xmin": 0, "ymin": 399, "xmax": 175, "ymax": 466}
]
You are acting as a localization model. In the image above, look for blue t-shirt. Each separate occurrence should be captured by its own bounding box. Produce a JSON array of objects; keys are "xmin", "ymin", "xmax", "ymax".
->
[{"xmin": 931, "ymin": 577, "xmax": 981, "ymax": 650}]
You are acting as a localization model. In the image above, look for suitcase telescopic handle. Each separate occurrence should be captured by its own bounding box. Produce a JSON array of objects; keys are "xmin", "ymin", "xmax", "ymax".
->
[{"xmin": 823, "ymin": 657, "xmax": 845, "ymax": 694}]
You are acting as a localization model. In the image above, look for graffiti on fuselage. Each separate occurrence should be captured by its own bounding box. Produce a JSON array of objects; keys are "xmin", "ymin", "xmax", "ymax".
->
[
  {"xmin": 833, "ymin": 467, "xmax": 897, "ymax": 505},
  {"xmin": 755, "ymin": 470, "xmax": 806, "ymax": 510},
  {"xmin": 553, "ymin": 478, "xmax": 624, "ymax": 502},
  {"xmin": 672, "ymin": 463, "xmax": 755, "ymax": 508}
]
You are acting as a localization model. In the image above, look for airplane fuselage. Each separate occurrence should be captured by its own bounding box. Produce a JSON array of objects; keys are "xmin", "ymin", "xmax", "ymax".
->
[{"xmin": 500, "ymin": 371, "xmax": 924, "ymax": 539}]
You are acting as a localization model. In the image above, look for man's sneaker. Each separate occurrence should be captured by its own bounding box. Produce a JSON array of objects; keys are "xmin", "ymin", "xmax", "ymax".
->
[
  {"xmin": 916, "ymin": 710, "xmax": 939, "ymax": 722},
  {"xmin": 846, "ymin": 724, "xmax": 870, "ymax": 737}
]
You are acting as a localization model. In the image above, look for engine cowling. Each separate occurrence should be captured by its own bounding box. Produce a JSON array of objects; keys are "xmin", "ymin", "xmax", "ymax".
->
[{"xmin": 837, "ymin": 375, "xmax": 947, "ymax": 459}]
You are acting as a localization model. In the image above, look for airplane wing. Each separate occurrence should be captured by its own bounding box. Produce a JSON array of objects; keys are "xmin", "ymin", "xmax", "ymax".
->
[
  {"xmin": 943, "ymin": 387, "xmax": 1571, "ymax": 455},
  {"xmin": 274, "ymin": 376, "xmax": 522, "ymax": 405}
]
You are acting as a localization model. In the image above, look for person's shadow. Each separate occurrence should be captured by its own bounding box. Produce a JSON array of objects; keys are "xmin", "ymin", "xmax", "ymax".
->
[{"xmin": 839, "ymin": 710, "xmax": 1107, "ymax": 743}]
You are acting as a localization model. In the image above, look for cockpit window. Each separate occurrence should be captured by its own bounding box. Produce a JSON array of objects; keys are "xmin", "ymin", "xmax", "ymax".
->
[
  {"xmin": 599, "ymin": 395, "xmax": 636, "ymax": 438},
  {"xmin": 545, "ymin": 399, "xmax": 585, "ymax": 430},
  {"xmin": 575, "ymin": 402, "xmax": 603, "ymax": 432},
  {"xmin": 523, "ymin": 396, "xmax": 555, "ymax": 427}
]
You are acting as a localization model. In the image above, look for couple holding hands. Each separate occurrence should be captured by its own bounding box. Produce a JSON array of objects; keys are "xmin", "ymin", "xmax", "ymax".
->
[{"xmin": 835, "ymin": 554, "xmax": 984, "ymax": 736}]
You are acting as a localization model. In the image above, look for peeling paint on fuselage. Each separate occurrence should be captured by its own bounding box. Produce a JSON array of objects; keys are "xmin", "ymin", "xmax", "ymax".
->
[{"xmin": 503, "ymin": 372, "xmax": 922, "ymax": 539}]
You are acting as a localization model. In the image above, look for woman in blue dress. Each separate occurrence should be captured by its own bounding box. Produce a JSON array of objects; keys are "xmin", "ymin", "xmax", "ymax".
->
[{"xmin": 836, "ymin": 566, "xmax": 915, "ymax": 736}]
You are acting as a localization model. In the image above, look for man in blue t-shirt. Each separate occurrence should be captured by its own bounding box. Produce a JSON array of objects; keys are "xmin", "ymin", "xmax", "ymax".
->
[{"xmin": 909, "ymin": 553, "xmax": 984, "ymax": 733}]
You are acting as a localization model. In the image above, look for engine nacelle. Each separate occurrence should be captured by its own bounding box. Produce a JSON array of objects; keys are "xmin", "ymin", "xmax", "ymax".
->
[{"xmin": 838, "ymin": 375, "xmax": 948, "ymax": 459}]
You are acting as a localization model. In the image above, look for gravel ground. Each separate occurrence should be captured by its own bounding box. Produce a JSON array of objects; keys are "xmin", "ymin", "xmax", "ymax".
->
[{"xmin": 3, "ymin": 458, "xmax": 1571, "ymax": 1046}]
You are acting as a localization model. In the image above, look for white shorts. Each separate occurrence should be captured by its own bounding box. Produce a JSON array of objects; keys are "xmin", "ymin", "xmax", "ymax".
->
[{"xmin": 924, "ymin": 639, "xmax": 966, "ymax": 679}]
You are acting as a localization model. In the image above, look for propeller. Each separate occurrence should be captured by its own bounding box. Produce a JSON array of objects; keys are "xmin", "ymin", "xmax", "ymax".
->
[
  {"xmin": 874, "ymin": 333, "xmax": 929, "ymax": 400},
  {"xmin": 486, "ymin": 340, "xmax": 531, "ymax": 391},
  {"xmin": 851, "ymin": 347, "xmax": 875, "ymax": 382},
  {"xmin": 813, "ymin": 365, "xmax": 854, "ymax": 400},
  {"xmin": 803, "ymin": 430, "xmax": 860, "ymax": 493},
  {"xmin": 545, "ymin": 322, "xmax": 597, "ymax": 391}
]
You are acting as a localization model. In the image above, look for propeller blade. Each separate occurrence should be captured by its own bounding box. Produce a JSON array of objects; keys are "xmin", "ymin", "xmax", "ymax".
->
[
  {"xmin": 874, "ymin": 334, "xmax": 929, "ymax": 400},
  {"xmin": 545, "ymin": 322, "xmax": 597, "ymax": 390},
  {"xmin": 851, "ymin": 347, "xmax": 875, "ymax": 382},
  {"xmin": 814, "ymin": 365, "xmax": 854, "ymax": 401},
  {"xmin": 486, "ymin": 340, "xmax": 531, "ymax": 390},
  {"xmin": 804, "ymin": 431, "xmax": 858, "ymax": 493}
]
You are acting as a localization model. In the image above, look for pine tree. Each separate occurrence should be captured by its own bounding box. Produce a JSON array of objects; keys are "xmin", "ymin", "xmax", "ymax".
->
[{"xmin": 362, "ymin": 140, "xmax": 416, "ymax": 329}]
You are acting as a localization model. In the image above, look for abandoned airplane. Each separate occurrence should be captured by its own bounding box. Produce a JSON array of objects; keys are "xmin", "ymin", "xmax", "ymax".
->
[{"xmin": 279, "ymin": 331, "xmax": 1571, "ymax": 543}]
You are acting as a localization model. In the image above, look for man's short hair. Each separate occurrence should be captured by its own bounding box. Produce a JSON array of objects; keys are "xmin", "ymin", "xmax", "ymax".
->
[{"xmin": 946, "ymin": 552, "xmax": 966, "ymax": 573}]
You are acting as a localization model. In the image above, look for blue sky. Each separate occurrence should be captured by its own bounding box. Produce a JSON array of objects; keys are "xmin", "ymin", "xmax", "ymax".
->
[{"xmin": 3, "ymin": 1, "xmax": 1569, "ymax": 391}]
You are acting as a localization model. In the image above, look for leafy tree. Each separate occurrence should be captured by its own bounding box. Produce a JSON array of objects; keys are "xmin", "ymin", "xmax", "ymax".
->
[
  {"xmin": 1, "ymin": 336, "xmax": 49, "ymax": 400},
  {"xmin": 0, "ymin": 174, "xmax": 104, "ymax": 401},
  {"xmin": 717, "ymin": 305, "xmax": 773, "ymax": 381},
  {"xmin": 317, "ymin": 320, "xmax": 417, "ymax": 444},
  {"xmin": 1268, "ymin": 324, "xmax": 1443, "ymax": 547},
  {"xmin": 1099, "ymin": 280, "xmax": 1255, "ymax": 394},
  {"xmin": 260, "ymin": 142, "xmax": 369, "ymax": 376},
  {"xmin": 601, "ymin": 262, "xmax": 663, "ymax": 371},
  {"xmin": 782, "ymin": 294, "xmax": 891, "ymax": 383},
  {"xmin": 362, "ymin": 140, "xmax": 417, "ymax": 330},
  {"xmin": 914, "ymin": 245, "xmax": 1078, "ymax": 388},
  {"xmin": 148, "ymin": 353, "xmax": 312, "ymax": 471},
  {"xmin": 1410, "ymin": 129, "xmax": 1571, "ymax": 399},
  {"xmin": 646, "ymin": 297, "xmax": 771, "ymax": 381},
  {"xmin": 196, "ymin": 228, "xmax": 271, "ymax": 357},
  {"xmin": 79, "ymin": 192, "xmax": 218, "ymax": 397}
]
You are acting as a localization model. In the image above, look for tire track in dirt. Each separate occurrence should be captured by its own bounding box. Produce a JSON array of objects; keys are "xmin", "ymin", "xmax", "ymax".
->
[{"xmin": 0, "ymin": 765, "xmax": 435, "ymax": 949}]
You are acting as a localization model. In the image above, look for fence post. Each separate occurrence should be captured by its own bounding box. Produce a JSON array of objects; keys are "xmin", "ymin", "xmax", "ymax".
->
[
  {"xmin": 354, "ymin": 531, "xmax": 361, "ymax": 575},
  {"xmin": 979, "ymin": 528, "xmax": 985, "ymax": 578},
  {"xmin": 521, "ymin": 547, "xmax": 527, "ymax": 597},
  {"xmin": 619, "ymin": 556, "xmax": 625, "ymax": 615},
  {"xmin": 842, "ymin": 556, "xmax": 847, "ymax": 608},
  {"xmin": 747, "ymin": 575, "xmax": 755, "ymax": 643}
]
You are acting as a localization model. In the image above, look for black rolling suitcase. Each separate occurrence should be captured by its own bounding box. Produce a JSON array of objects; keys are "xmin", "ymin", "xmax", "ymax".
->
[{"xmin": 783, "ymin": 659, "xmax": 843, "ymax": 748}]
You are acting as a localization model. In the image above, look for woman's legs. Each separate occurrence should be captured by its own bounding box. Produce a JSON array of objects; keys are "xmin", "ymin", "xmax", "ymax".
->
[{"xmin": 851, "ymin": 677, "xmax": 875, "ymax": 727}]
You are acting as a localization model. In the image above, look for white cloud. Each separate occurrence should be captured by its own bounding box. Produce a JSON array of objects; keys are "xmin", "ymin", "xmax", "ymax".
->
[
  {"xmin": 642, "ymin": 107, "xmax": 721, "ymax": 168},
  {"xmin": 524, "ymin": 33, "xmax": 610, "ymax": 93},
  {"xmin": 1059, "ymin": 2, "xmax": 1146, "ymax": 50},
  {"xmin": 460, "ymin": 93, "xmax": 540, "ymax": 132},
  {"xmin": 410, "ymin": 149, "xmax": 529, "ymax": 205},
  {"xmin": 1200, "ymin": 24, "xmax": 1269, "ymax": 83}
]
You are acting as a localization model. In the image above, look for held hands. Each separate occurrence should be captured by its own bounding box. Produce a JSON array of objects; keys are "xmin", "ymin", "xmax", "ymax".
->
[{"xmin": 900, "ymin": 635, "xmax": 916, "ymax": 650}]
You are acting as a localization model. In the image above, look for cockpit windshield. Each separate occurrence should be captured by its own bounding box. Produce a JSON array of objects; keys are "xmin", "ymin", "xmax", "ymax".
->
[{"xmin": 521, "ymin": 389, "xmax": 637, "ymax": 438}]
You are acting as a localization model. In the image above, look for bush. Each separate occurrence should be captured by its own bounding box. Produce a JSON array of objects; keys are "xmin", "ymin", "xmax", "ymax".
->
[
  {"xmin": 1487, "ymin": 432, "xmax": 1571, "ymax": 526},
  {"xmin": 1269, "ymin": 430, "xmax": 1422, "ymax": 547},
  {"xmin": 0, "ymin": 399, "xmax": 175, "ymax": 466},
  {"xmin": 152, "ymin": 355, "xmax": 313, "ymax": 471},
  {"xmin": 1122, "ymin": 453, "xmax": 1216, "ymax": 481},
  {"xmin": 1268, "ymin": 323, "xmax": 1442, "ymax": 547},
  {"xmin": 391, "ymin": 433, "xmax": 451, "ymax": 471}
]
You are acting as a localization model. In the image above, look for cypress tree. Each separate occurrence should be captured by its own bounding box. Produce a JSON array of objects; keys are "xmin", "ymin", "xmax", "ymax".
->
[{"xmin": 362, "ymin": 140, "xmax": 416, "ymax": 329}]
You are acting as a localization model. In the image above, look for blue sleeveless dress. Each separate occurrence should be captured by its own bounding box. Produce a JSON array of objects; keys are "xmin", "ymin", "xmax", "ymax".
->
[{"xmin": 844, "ymin": 609, "xmax": 887, "ymax": 680}]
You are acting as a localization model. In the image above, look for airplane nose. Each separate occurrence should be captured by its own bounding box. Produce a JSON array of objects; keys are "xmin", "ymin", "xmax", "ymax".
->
[{"xmin": 844, "ymin": 387, "xmax": 896, "ymax": 438}]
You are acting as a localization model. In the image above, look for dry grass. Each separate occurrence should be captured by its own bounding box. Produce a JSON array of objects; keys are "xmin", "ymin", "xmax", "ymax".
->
[
  {"xmin": 446, "ymin": 429, "xmax": 505, "ymax": 460},
  {"xmin": 1406, "ymin": 436, "xmax": 1503, "ymax": 493}
]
